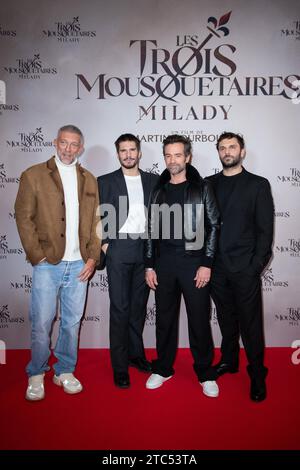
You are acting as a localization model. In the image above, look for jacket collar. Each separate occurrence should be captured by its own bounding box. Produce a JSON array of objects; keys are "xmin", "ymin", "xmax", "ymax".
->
[
  {"xmin": 46, "ymin": 155, "xmax": 85, "ymax": 174},
  {"xmin": 216, "ymin": 166, "xmax": 247, "ymax": 179},
  {"xmin": 46, "ymin": 156, "xmax": 85, "ymax": 197},
  {"xmin": 115, "ymin": 167, "xmax": 148, "ymax": 196},
  {"xmin": 157, "ymin": 163, "xmax": 202, "ymax": 187}
]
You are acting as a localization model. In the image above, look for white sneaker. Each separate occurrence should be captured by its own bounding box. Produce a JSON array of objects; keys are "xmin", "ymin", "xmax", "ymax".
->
[
  {"xmin": 26, "ymin": 373, "xmax": 45, "ymax": 401},
  {"xmin": 146, "ymin": 373, "xmax": 172, "ymax": 389},
  {"xmin": 53, "ymin": 373, "xmax": 83, "ymax": 394},
  {"xmin": 200, "ymin": 380, "xmax": 219, "ymax": 397}
]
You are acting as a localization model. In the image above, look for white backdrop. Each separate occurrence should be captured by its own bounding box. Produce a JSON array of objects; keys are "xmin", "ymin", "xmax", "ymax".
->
[{"xmin": 0, "ymin": 0, "xmax": 299, "ymax": 349}]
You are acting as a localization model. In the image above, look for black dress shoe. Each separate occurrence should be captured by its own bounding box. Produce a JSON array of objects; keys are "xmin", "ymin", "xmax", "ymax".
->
[
  {"xmin": 114, "ymin": 372, "xmax": 130, "ymax": 389},
  {"xmin": 214, "ymin": 361, "xmax": 239, "ymax": 377},
  {"xmin": 129, "ymin": 358, "xmax": 152, "ymax": 373},
  {"xmin": 250, "ymin": 378, "xmax": 266, "ymax": 402}
]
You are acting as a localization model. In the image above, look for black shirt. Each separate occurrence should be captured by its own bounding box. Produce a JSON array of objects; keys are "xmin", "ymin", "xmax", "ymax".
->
[{"xmin": 160, "ymin": 181, "xmax": 187, "ymax": 249}]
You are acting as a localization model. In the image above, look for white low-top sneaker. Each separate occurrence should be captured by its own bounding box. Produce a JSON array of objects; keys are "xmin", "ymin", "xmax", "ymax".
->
[
  {"xmin": 26, "ymin": 373, "xmax": 45, "ymax": 401},
  {"xmin": 53, "ymin": 373, "xmax": 83, "ymax": 394},
  {"xmin": 200, "ymin": 380, "xmax": 219, "ymax": 397},
  {"xmin": 146, "ymin": 373, "xmax": 173, "ymax": 389}
]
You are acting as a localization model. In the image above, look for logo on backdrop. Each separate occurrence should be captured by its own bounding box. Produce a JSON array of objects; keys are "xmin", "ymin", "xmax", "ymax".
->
[
  {"xmin": 0, "ymin": 103, "xmax": 20, "ymax": 116},
  {"xmin": 0, "ymin": 26, "xmax": 16, "ymax": 37},
  {"xmin": 55, "ymin": 312, "xmax": 102, "ymax": 323},
  {"xmin": 275, "ymin": 238, "xmax": 300, "ymax": 257},
  {"xmin": 89, "ymin": 273, "xmax": 109, "ymax": 292},
  {"xmin": 275, "ymin": 308, "xmax": 300, "ymax": 327},
  {"xmin": 75, "ymin": 11, "xmax": 300, "ymax": 122},
  {"xmin": 145, "ymin": 303, "xmax": 156, "ymax": 326},
  {"xmin": 43, "ymin": 16, "xmax": 96, "ymax": 42},
  {"xmin": 6, "ymin": 127, "xmax": 53, "ymax": 152},
  {"xmin": 145, "ymin": 162, "xmax": 160, "ymax": 175},
  {"xmin": 4, "ymin": 54, "xmax": 57, "ymax": 79},
  {"xmin": 10, "ymin": 274, "xmax": 32, "ymax": 294},
  {"xmin": 274, "ymin": 210, "xmax": 290, "ymax": 218},
  {"xmin": 0, "ymin": 164, "xmax": 19, "ymax": 188},
  {"xmin": 0, "ymin": 235, "xmax": 23, "ymax": 260},
  {"xmin": 281, "ymin": 20, "xmax": 300, "ymax": 40},
  {"xmin": 138, "ymin": 130, "xmax": 218, "ymax": 144},
  {"xmin": 261, "ymin": 267, "xmax": 288, "ymax": 292},
  {"xmin": 211, "ymin": 305, "xmax": 218, "ymax": 326},
  {"xmin": 82, "ymin": 314, "xmax": 101, "ymax": 323},
  {"xmin": 0, "ymin": 305, "xmax": 25, "ymax": 329},
  {"xmin": 277, "ymin": 168, "xmax": 300, "ymax": 187}
]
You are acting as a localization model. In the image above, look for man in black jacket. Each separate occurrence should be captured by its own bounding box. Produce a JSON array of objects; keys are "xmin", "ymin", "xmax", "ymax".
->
[
  {"xmin": 207, "ymin": 131, "xmax": 274, "ymax": 402},
  {"xmin": 145, "ymin": 135, "xmax": 220, "ymax": 397},
  {"xmin": 98, "ymin": 134, "xmax": 158, "ymax": 388}
]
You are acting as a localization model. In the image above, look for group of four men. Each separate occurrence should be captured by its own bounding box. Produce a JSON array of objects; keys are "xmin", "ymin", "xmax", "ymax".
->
[{"xmin": 15, "ymin": 125, "xmax": 274, "ymax": 403}]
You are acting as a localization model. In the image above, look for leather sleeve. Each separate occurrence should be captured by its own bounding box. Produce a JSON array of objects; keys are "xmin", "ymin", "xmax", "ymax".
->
[{"xmin": 202, "ymin": 180, "xmax": 220, "ymax": 263}]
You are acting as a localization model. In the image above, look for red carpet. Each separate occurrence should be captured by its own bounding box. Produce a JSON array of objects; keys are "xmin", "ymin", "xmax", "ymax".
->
[{"xmin": 0, "ymin": 348, "xmax": 299, "ymax": 450}]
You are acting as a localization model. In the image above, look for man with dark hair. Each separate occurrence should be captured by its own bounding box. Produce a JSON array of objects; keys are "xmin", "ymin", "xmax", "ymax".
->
[
  {"xmin": 207, "ymin": 131, "xmax": 274, "ymax": 402},
  {"xmin": 98, "ymin": 133, "xmax": 158, "ymax": 388},
  {"xmin": 145, "ymin": 135, "xmax": 220, "ymax": 397},
  {"xmin": 15, "ymin": 125, "xmax": 101, "ymax": 400}
]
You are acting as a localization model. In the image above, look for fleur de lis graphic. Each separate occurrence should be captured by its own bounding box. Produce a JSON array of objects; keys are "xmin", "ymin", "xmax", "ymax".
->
[
  {"xmin": 26, "ymin": 127, "xmax": 43, "ymax": 144},
  {"xmin": 29, "ymin": 54, "xmax": 41, "ymax": 68},
  {"xmin": 0, "ymin": 235, "xmax": 7, "ymax": 249},
  {"xmin": 207, "ymin": 11, "xmax": 231, "ymax": 37},
  {"xmin": 146, "ymin": 304, "xmax": 157, "ymax": 321},
  {"xmin": 147, "ymin": 163, "xmax": 160, "ymax": 174},
  {"xmin": 262, "ymin": 268, "xmax": 273, "ymax": 284},
  {"xmin": 137, "ymin": 12, "xmax": 232, "ymax": 122},
  {"xmin": 0, "ymin": 305, "xmax": 9, "ymax": 318}
]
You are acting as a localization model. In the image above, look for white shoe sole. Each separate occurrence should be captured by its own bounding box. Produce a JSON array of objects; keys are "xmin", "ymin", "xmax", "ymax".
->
[
  {"xmin": 201, "ymin": 383, "xmax": 219, "ymax": 398},
  {"xmin": 53, "ymin": 376, "xmax": 83, "ymax": 394},
  {"xmin": 25, "ymin": 392, "xmax": 45, "ymax": 401},
  {"xmin": 146, "ymin": 376, "xmax": 172, "ymax": 390}
]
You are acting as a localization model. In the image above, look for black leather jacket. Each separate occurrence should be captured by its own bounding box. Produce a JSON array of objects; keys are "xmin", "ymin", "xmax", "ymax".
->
[{"xmin": 145, "ymin": 164, "xmax": 220, "ymax": 268}]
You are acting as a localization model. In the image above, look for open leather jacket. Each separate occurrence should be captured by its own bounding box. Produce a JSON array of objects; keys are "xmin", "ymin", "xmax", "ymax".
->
[{"xmin": 145, "ymin": 164, "xmax": 220, "ymax": 269}]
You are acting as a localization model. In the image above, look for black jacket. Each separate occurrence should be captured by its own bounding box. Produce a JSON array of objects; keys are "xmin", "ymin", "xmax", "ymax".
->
[
  {"xmin": 206, "ymin": 168, "xmax": 274, "ymax": 274},
  {"xmin": 97, "ymin": 168, "xmax": 159, "ymax": 268},
  {"xmin": 145, "ymin": 164, "xmax": 220, "ymax": 269}
]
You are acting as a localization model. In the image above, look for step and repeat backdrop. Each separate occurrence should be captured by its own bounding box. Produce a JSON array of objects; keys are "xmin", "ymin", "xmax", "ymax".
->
[{"xmin": 0, "ymin": 0, "xmax": 299, "ymax": 349}]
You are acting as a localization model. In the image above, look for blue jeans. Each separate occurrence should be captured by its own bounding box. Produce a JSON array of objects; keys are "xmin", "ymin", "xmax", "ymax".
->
[{"xmin": 26, "ymin": 260, "xmax": 87, "ymax": 377}]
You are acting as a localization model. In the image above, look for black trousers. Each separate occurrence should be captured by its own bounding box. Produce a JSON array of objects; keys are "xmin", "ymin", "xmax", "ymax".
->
[
  {"xmin": 152, "ymin": 249, "xmax": 216, "ymax": 382},
  {"xmin": 106, "ymin": 238, "xmax": 149, "ymax": 374},
  {"xmin": 210, "ymin": 259, "xmax": 267, "ymax": 380}
]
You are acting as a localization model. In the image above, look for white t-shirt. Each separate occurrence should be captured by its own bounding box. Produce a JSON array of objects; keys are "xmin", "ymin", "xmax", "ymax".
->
[{"xmin": 119, "ymin": 174, "xmax": 146, "ymax": 234}]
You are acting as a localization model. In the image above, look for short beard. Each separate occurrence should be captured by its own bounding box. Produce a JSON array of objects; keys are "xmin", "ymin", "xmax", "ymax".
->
[
  {"xmin": 221, "ymin": 155, "xmax": 243, "ymax": 169},
  {"xmin": 167, "ymin": 165, "xmax": 185, "ymax": 175},
  {"xmin": 120, "ymin": 159, "xmax": 138, "ymax": 169}
]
